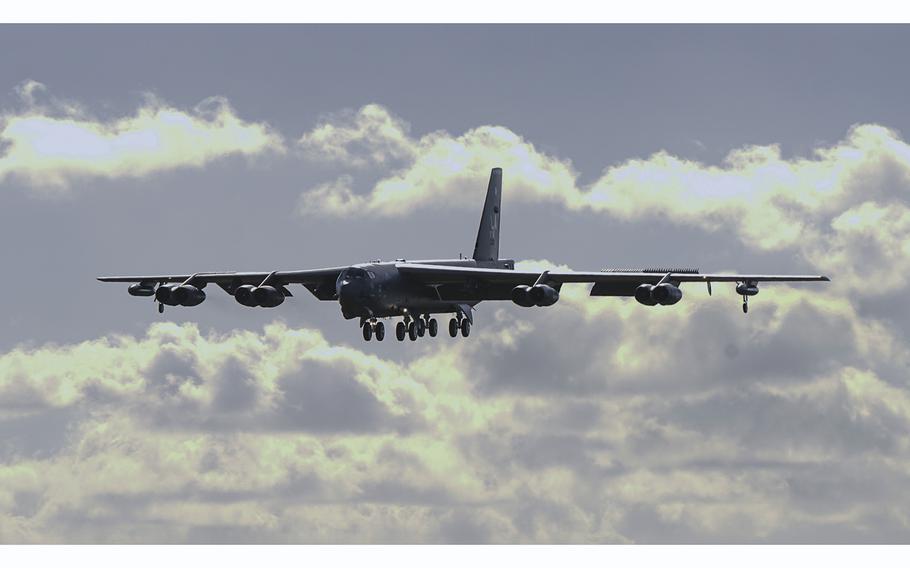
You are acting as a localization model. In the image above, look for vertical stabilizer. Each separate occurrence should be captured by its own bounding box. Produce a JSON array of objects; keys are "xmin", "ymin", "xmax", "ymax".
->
[{"xmin": 472, "ymin": 168, "xmax": 502, "ymax": 262}]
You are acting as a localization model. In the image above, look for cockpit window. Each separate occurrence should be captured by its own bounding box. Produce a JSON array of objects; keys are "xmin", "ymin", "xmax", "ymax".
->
[{"xmin": 341, "ymin": 267, "xmax": 369, "ymax": 280}]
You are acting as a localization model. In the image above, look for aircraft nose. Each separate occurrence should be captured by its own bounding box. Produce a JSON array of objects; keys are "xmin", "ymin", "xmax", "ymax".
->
[{"xmin": 337, "ymin": 279, "xmax": 367, "ymax": 302}]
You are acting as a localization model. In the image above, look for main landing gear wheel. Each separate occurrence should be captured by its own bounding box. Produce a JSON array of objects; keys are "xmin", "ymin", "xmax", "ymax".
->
[
  {"xmin": 158, "ymin": 303, "xmax": 164, "ymax": 314},
  {"xmin": 408, "ymin": 321, "xmax": 418, "ymax": 341},
  {"xmin": 362, "ymin": 323, "xmax": 373, "ymax": 341},
  {"xmin": 396, "ymin": 321, "xmax": 406, "ymax": 341},
  {"xmin": 428, "ymin": 318, "xmax": 438, "ymax": 337},
  {"xmin": 460, "ymin": 318, "xmax": 471, "ymax": 337},
  {"xmin": 416, "ymin": 318, "xmax": 426, "ymax": 337},
  {"xmin": 742, "ymin": 295, "xmax": 749, "ymax": 314},
  {"xmin": 449, "ymin": 318, "xmax": 459, "ymax": 337},
  {"xmin": 374, "ymin": 321, "xmax": 385, "ymax": 341}
]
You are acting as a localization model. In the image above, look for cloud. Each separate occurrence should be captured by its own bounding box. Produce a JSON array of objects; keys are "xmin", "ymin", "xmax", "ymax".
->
[
  {"xmin": 297, "ymin": 108, "xmax": 910, "ymax": 255},
  {"xmin": 3, "ymin": 264, "xmax": 910, "ymax": 543},
  {"xmin": 298, "ymin": 104, "xmax": 416, "ymax": 167},
  {"xmin": 295, "ymin": 108, "xmax": 910, "ymax": 294},
  {"xmin": 4, "ymin": 100, "xmax": 910, "ymax": 542},
  {"xmin": 0, "ymin": 80, "xmax": 284, "ymax": 193}
]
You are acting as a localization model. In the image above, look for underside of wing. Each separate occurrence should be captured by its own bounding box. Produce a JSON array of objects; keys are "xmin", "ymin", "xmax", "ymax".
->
[
  {"xmin": 97, "ymin": 266, "xmax": 346, "ymax": 303},
  {"xmin": 396, "ymin": 263, "xmax": 829, "ymax": 298}
]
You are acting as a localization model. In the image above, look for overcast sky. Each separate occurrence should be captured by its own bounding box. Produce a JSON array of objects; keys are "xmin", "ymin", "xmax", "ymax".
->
[{"xmin": 1, "ymin": 25, "xmax": 910, "ymax": 543}]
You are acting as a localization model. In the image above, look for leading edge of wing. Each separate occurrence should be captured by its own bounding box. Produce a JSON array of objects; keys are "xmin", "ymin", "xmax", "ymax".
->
[
  {"xmin": 395, "ymin": 263, "xmax": 830, "ymax": 285},
  {"xmin": 97, "ymin": 266, "xmax": 347, "ymax": 285}
]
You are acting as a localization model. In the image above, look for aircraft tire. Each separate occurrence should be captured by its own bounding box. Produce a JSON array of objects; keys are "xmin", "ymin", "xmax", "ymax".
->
[
  {"xmin": 396, "ymin": 322, "xmax": 406, "ymax": 341},
  {"xmin": 449, "ymin": 318, "xmax": 459, "ymax": 337},
  {"xmin": 428, "ymin": 318, "xmax": 438, "ymax": 337},
  {"xmin": 460, "ymin": 319, "xmax": 471, "ymax": 337},
  {"xmin": 374, "ymin": 322, "xmax": 385, "ymax": 341},
  {"xmin": 362, "ymin": 323, "xmax": 373, "ymax": 341},
  {"xmin": 408, "ymin": 322, "xmax": 418, "ymax": 341},
  {"xmin": 416, "ymin": 318, "xmax": 426, "ymax": 337}
]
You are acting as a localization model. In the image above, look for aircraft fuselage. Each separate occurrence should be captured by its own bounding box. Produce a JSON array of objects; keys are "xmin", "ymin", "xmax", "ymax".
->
[{"xmin": 336, "ymin": 258, "xmax": 515, "ymax": 320}]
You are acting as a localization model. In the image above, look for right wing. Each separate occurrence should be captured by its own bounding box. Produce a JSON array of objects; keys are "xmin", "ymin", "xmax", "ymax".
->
[{"xmin": 98, "ymin": 267, "xmax": 346, "ymax": 300}]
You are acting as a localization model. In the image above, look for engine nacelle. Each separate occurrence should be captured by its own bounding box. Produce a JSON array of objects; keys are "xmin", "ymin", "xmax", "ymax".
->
[
  {"xmin": 155, "ymin": 285, "xmax": 180, "ymax": 306},
  {"xmin": 234, "ymin": 284, "xmax": 259, "ymax": 307},
  {"xmin": 511, "ymin": 285, "xmax": 535, "ymax": 307},
  {"xmin": 128, "ymin": 283, "xmax": 156, "ymax": 297},
  {"xmin": 251, "ymin": 285, "xmax": 285, "ymax": 308},
  {"xmin": 736, "ymin": 283, "xmax": 759, "ymax": 296},
  {"xmin": 634, "ymin": 284, "xmax": 658, "ymax": 306},
  {"xmin": 651, "ymin": 283, "xmax": 683, "ymax": 306},
  {"xmin": 172, "ymin": 284, "xmax": 206, "ymax": 307},
  {"xmin": 529, "ymin": 284, "xmax": 559, "ymax": 307}
]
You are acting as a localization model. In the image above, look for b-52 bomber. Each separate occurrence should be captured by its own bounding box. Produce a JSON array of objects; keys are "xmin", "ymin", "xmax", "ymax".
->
[{"xmin": 99, "ymin": 168, "xmax": 830, "ymax": 342}]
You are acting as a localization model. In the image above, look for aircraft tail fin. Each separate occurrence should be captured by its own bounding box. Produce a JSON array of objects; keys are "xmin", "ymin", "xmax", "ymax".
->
[{"xmin": 472, "ymin": 167, "xmax": 502, "ymax": 262}]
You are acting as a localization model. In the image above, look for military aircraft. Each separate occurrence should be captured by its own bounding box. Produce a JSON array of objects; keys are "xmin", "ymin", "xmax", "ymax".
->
[{"xmin": 99, "ymin": 168, "xmax": 830, "ymax": 342}]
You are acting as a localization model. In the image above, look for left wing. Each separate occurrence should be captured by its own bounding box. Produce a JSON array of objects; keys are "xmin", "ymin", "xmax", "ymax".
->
[
  {"xmin": 395, "ymin": 263, "xmax": 830, "ymax": 287},
  {"xmin": 396, "ymin": 263, "xmax": 828, "ymax": 311}
]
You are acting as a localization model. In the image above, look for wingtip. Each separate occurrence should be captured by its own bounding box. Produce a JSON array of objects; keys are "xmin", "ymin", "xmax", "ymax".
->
[{"xmin": 821, "ymin": 275, "xmax": 831, "ymax": 282}]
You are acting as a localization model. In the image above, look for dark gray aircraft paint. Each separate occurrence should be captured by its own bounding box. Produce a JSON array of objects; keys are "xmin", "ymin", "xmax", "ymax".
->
[{"xmin": 99, "ymin": 168, "xmax": 830, "ymax": 342}]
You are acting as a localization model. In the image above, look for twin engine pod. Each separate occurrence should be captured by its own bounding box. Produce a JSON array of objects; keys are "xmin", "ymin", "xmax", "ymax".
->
[
  {"xmin": 128, "ymin": 283, "xmax": 156, "ymax": 297},
  {"xmin": 511, "ymin": 284, "xmax": 559, "ymax": 307},
  {"xmin": 234, "ymin": 284, "xmax": 285, "ymax": 308},
  {"xmin": 155, "ymin": 284, "xmax": 206, "ymax": 307},
  {"xmin": 635, "ymin": 283, "xmax": 683, "ymax": 306}
]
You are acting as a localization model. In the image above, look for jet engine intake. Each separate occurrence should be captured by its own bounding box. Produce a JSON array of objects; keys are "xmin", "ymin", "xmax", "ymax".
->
[
  {"xmin": 252, "ymin": 285, "xmax": 285, "ymax": 308},
  {"xmin": 651, "ymin": 283, "xmax": 683, "ymax": 305},
  {"xmin": 529, "ymin": 284, "xmax": 559, "ymax": 307},
  {"xmin": 634, "ymin": 284, "xmax": 658, "ymax": 306},
  {"xmin": 635, "ymin": 283, "xmax": 682, "ymax": 306},
  {"xmin": 234, "ymin": 284, "xmax": 259, "ymax": 307},
  {"xmin": 172, "ymin": 284, "xmax": 206, "ymax": 306},
  {"xmin": 511, "ymin": 285, "xmax": 535, "ymax": 307},
  {"xmin": 128, "ymin": 283, "xmax": 156, "ymax": 297},
  {"xmin": 155, "ymin": 285, "xmax": 180, "ymax": 306}
]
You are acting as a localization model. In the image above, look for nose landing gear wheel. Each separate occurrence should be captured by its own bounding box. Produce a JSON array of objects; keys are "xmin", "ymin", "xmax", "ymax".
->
[
  {"xmin": 449, "ymin": 318, "xmax": 459, "ymax": 337},
  {"xmin": 362, "ymin": 323, "xmax": 373, "ymax": 341},
  {"xmin": 460, "ymin": 318, "xmax": 471, "ymax": 337},
  {"xmin": 416, "ymin": 318, "xmax": 426, "ymax": 337},
  {"xmin": 428, "ymin": 318, "xmax": 438, "ymax": 337},
  {"xmin": 374, "ymin": 322, "xmax": 385, "ymax": 341},
  {"xmin": 396, "ymin": 322, "xmax": 406, "ymax": 341},
  {"xmin": 408, "ymin": 322, "xmax": 418, "ymax": 341}
]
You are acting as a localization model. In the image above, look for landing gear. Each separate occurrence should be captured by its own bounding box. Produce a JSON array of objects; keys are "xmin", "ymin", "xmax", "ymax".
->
[
  {"xmin": 427, "ymin": 318, "xmax": 438, "ymax": 337},
  {"xmin": 361, "ymin": 319, "xmax": 385, "ymax": 341},
  {"xmin": 158, "ymin": 303, "xmax": 164, "ymax": 314},
  {"xmin": 408, "ymin": 321, "xmax": 418, "ymax": 341},
  {"xmin": 742, "ymin": 295, "xmax": 749, "ymax": 314},
  {"xmin": 460, "ymin": 318, "xmax": 471, "ymax": 337},
  {"xmin": 416, "ymin": 318, "xmax": 426, "ymax": 337},
  {"xmin": 449, "ymin": 318, "xmax": 459, "ymax": 337},
  {"xmin": 396, "ymin": 321, "xmax": 407, "ymax": 341}
]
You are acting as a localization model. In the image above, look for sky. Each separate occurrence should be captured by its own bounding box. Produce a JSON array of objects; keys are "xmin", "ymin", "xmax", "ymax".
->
[{"xmin": 1, "ymin": 24, "xmax": 910, "ymax": 543}]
